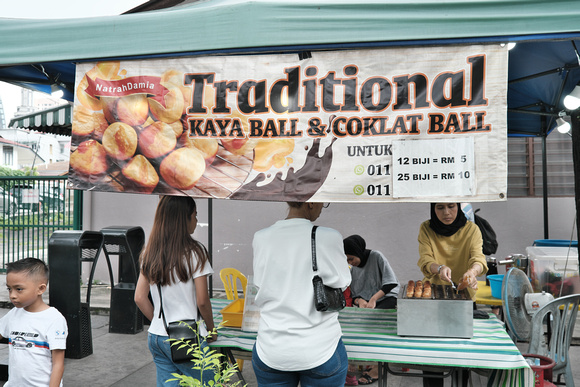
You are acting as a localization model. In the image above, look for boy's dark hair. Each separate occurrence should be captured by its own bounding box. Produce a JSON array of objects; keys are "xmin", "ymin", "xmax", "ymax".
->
[{"xmin": 6, "ymin": 258, "xmax": 49, "ymax": 283}]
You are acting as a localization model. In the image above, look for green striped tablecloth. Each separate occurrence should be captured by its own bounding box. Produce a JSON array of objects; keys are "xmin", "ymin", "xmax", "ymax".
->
[{"xmin": 210, "ymin": 299, "xmax": 534, "ymax": 386}]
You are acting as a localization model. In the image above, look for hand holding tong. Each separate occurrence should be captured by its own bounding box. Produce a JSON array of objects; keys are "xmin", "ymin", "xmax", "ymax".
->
[{"xmin": 443, "ymin": 268, "xmax": 457, "ymax": 293}]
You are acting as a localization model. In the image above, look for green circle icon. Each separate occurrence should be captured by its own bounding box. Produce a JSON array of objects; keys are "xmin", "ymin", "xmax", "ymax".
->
[
  {"xmin": 354, "ymin": 165, "xmax": 365, "ymax": 175},
  {"xmin": 353, "ymin": 185, "xmax": 364, "ymax": 195}
]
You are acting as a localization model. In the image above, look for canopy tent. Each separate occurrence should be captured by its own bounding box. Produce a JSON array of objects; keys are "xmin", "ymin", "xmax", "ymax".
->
[
  {"xmin": 1, "ymin": 0, "xmax": 580, "ymax": 137},
  {"xmin": 0, "ymin": 0, "xmax": 579, "ymax": 243}
]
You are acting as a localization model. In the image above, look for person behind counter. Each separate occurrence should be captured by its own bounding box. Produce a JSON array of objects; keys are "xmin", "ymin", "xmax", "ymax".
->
[
  {"xmin": 417, "ymin": 202, "xmax": 487, "ymax": 387},
  {"xmin": 343, "ymin": 235, "xmax": 400, "ymax": 385},
  {"xmin": 418, "ymin": 202, "xmax": 487, "ymax": 301},
  {"xmin": 252, "ymin": 202, "xmax": 351, "ymax": 387},
  {"xmin": 134, "ymin": 196, "xmax": 216, "ymax": 386},
  {"xmin": 344, "ymin": 234, "xmax": 400, "ymax": 310}
]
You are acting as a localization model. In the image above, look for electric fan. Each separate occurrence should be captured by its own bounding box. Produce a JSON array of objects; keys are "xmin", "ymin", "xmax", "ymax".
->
[{"xmin": 501, "ymin": 267, "xmax": 554, "ymax": 341}]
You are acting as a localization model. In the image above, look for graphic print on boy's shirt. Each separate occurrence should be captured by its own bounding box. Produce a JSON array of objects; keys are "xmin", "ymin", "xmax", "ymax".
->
[{"xmin": 9, "ymin": 331, "xmax": 50, "ymax": 350}]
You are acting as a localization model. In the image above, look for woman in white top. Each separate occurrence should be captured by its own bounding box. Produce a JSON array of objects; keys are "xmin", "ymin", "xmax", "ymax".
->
[
  {"xmin": 135, "ymin": 196, "xmax": 216, "ymax": 386},
  {"xmin": 252, "ymin": 202, "xmax": 351, "ymax": 387}
]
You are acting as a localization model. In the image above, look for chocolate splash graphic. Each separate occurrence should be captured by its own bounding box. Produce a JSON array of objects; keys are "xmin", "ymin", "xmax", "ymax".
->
[{"xmin": 230, "ymin": 137, "xmax": 336, "ymax": 202}]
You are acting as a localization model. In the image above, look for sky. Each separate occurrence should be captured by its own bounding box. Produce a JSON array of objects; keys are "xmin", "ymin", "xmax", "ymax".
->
[{"xmin": 0, "ymin": 0, "xmax": 146, "ymax": 124}]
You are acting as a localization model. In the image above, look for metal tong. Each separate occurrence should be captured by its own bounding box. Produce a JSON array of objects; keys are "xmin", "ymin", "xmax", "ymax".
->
[
  {"xmin": 450, "ymin": 281, "xmax": 458, "ymax": 294},
  {"xmin": 442, "ymin": 268, "xmax": 459, "ymax": 295},
  {"xmin": 448, "ymin": 270, "xmax": 458, "ymax": 294}
]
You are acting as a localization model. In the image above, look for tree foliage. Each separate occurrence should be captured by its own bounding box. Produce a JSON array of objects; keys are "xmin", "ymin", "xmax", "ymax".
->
[{"xmin": 0, "ymin": 166, "xmax": 37, "ymax": 177}]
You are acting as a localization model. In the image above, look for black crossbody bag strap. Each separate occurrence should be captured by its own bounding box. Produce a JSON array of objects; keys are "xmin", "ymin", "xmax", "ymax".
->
[
  {"xmin": 311, "ymin": 225, "xmax": 319, "ymax": 272},
  {"xmin": 157, "ymin": 284, "xmax": 169, "ymax": 331},
  {"xmin": 157, "ymin": 284, "xmax": 199, "ymax": 332}
]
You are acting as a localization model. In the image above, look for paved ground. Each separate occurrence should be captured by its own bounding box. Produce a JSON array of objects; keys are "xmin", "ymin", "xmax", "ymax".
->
[{"xmin": 0, "ymin": 277, "xmax": 578, "ymax": 386}]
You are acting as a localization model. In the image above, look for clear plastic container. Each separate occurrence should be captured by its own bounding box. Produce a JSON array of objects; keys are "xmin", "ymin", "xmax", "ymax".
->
[{"xmin": 526, "ymin": 246, "xmax": 579, "ymax": 297}]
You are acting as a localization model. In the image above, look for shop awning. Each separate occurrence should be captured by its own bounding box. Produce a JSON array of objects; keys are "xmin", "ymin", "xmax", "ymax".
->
[{"xmin": 8, "ymin": 103, "xmax": 72, "ymax": 136}]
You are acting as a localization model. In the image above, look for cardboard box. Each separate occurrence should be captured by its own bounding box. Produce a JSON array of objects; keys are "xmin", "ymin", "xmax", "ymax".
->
[{"xmin": 527, "ymin": 246, "xmax": 580, "ymax": 297}]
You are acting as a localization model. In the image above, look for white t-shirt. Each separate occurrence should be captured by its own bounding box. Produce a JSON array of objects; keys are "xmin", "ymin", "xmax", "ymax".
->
[
  {"xmin": 0, "ymin": 306, "xmax": 67, "ymax": 387},
  {"xmin": 148, "ymin": 254, "xmax": 214, "ymax": 337},
  {"xmin": 253, "ymin": 218, "xmax": 351, "ymax": 371}
]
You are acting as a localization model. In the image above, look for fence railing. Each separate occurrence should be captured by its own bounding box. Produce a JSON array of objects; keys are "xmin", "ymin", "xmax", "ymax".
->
[{"xmin": 0, "ymin": 176, "xmax": 78, "ymax": 271}]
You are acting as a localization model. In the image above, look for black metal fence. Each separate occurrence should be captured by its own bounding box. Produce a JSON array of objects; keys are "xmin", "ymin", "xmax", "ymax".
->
[{"xmin": 0, "ymin": 176, "xmax": 78, "ymax": 270}]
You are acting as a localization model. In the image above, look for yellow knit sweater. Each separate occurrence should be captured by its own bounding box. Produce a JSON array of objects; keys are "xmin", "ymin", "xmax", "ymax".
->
[{"xmin": 417, "ymin": 220, "xmax": 487, "ymax": 300}]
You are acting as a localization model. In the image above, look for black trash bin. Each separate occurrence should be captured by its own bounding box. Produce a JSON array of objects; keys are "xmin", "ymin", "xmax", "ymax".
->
[
  {"xmin": 101, "ymin": 226, "xmax": 145, "ymax": 334},
  {"xmin": 48, "ymin": 230, "xmax": 104, "ymax": 359}
]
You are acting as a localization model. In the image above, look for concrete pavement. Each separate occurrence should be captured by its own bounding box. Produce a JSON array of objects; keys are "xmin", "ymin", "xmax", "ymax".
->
[{"xmin": 0, "ymin": 277, "xmax": 578, "ymax": 386}]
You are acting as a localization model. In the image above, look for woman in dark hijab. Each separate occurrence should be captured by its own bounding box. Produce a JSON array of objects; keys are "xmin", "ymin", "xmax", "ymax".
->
[
  {"xmin": 344, "ymin": 235, "xmax": 399, "ymax": 310},
  {"xmin": 417, "ymin": 203, "xmax": 487, "ymax": 301},
  {"xmin": 343, "ymin": 235, "xmax": 399, "ymax": 385},
  {"xmin": 417, "ymin": 203, "xmax": 488, "ymax": 387}
]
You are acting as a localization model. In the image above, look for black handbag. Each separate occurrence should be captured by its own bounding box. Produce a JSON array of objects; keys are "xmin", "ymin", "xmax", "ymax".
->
[
  {"xmin": 311, "ymin": 226, "xmax": 346, "ymax": 312},
  {"xmin": 157, "ymin": 284, "xmax": 199, "ymax": 363}
]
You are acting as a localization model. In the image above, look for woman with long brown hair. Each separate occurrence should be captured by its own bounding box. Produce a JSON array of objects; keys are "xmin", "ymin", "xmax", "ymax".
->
[{"xmin": 135, "ymin": 195, "xmax": 215, "ymax": 386}]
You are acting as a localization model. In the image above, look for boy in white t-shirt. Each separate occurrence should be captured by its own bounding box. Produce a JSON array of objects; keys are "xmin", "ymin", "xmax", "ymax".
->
[{"xmin": 0, "ymin": 258, "xmax": 68, "ymax": 387}]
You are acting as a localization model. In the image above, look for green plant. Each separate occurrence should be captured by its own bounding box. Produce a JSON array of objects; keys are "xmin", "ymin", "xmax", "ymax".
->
[
  {"xmin": 167, "ymin": 321, "xmax": 246, "ymax": 387},
  {"xmin": 0, "ymin": 166, "xmax": 38, "ymax": 181}
]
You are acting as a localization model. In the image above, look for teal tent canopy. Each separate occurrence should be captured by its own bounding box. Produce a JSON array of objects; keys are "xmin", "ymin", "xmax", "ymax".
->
[{"xmin": 1, "ymin": 0, "xmax": 580, "ymax": 136}]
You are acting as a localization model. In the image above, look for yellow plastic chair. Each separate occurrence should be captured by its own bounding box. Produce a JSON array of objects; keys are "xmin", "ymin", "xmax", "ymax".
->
[
  {"xmin": 219, "ymin": 268, "xmax": 248, "ymax": 371},
  {"xmin": 220, "ymin": 268, "xmax": 247, "ymax": 300}
]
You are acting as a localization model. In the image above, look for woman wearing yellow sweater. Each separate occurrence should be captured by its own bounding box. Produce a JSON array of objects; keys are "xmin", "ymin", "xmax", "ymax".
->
[
  {"xmin": 418, "ymin": 202, "xmax": 487, "ymax": 301},
  {"xmin": 417, "ymin": 202, "xmax": 488, "ymax": 387}
]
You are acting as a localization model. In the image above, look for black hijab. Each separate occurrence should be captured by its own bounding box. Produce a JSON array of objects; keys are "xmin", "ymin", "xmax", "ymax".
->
[
  {"xmin": 428, "ymin": 203, "xmax": 467, "ymax": 237},
  {"xmin": 343, "ymin": 235, "xmax": 371, "ymax": 268}
]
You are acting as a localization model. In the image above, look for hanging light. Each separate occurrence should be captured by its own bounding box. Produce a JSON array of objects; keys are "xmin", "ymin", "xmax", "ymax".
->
[
  {"xmin": 500, "ymin": 42, "xmax": 516, "ymax": 50},
  {"xmin": 556, "ymin": 117, "xmax": 571, "ymax": 134},
  {"xmin": 33, "ymin": 64, "xmax": 66, "ymax": 99},
  {"xmin": 51, "ymin": 84, "xmax": 64, "ymax": 99},
  {"xmin": 564, "ymin": 84, "xmax": 580, "ymax": 110}
]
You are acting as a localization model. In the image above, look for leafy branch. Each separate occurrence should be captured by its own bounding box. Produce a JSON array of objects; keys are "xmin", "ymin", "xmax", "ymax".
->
[{"xmin": 166, "ymin": 321, "xmax": 246, "ymax": 387}]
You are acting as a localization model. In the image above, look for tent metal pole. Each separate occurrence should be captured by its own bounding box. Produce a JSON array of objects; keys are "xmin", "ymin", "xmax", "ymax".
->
[
  {"xmin": 539, "ymin": 110, "xmax": 550, "ymax": 240},
  {"xmin": 508, "ymin": 64, "xmax": 578, "ymax": 85},
  {"xmin": 542, "ymin": 134, "xmax": 549, "ymax": 239},
  {"xmin": 508, "ymin": 107, "xmax": 560, "ymax": 118},
  {"xmin": 208, "ymin": 198, "xmax": 213, "ymax": 298},
  {"xmin": 571, "ymin": 112, "xmax": 580, "ymax": 273}
]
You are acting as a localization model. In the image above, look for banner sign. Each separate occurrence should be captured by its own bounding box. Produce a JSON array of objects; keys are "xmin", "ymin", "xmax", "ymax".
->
[{"xmin": 69, "ymin": 45, "xmax": 508, "ymax": 202}]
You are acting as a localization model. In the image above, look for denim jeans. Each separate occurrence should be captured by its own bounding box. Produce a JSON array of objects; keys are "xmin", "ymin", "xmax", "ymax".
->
[
  {"xmin": 252, "ymin": 338, "xmax": 348, "ymax": 387},
  {"xmin": 148, "ymin": 333, "xmax": 215, "ymax": 386}
]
